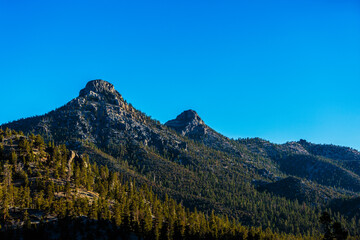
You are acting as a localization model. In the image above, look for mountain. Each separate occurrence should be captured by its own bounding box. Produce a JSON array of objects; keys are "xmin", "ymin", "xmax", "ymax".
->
[
  {"xmin": 165, "ymin": 109, "xmax": 207, "ymax": 138},
  {"xmin": 256, "ymin": 176, "xmax": 343, "ymax": 203},
  {"xmin": 2, "ymin": 129, "xmax": 300, "ymax": 240},
  {"xmin": 2, "ymin": 79, "xmax": 360, "ymax": 237},
  {"xmin": 165, "ymin": 110, "xmax": 242, "ymax": 157},
  {"xmin": 4, "ymin": 80, "xmax": 185, "ymax": 154},
  {"xmin": 238, "ymin": 138, "xmax": 360, "ymax": 193},
  {"xmin": 299, "ymin": 139, "xmax": 360, "ymax": 161}
]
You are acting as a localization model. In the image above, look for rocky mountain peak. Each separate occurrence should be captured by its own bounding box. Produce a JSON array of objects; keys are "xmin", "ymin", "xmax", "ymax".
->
[
  {"xmin": 78, "ymin": 79, "xmax": 124, "ymax": 106},
  {"xmin": 2, "ymin": 79, "xmax": 186, "ymax": 152},
  {"xmin": 165, "ymin": 109, "xmax": 207, "ymax": 138},
  {"xmin": 79, "ymin": 79, "xmax": 117, "ymax": 97},
  {"xmin": 175, "ymin": 110, "xmax": 204, "ymax": 124}
]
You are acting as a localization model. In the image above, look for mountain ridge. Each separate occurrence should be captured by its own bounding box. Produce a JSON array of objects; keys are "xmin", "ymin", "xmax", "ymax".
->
[{"xmin": 1, "ymin": 79, "xmax": 360, "ymax": 236}]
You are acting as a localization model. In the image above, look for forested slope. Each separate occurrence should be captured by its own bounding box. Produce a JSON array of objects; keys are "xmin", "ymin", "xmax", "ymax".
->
[{"xmin": 2, "ymin": 80, "xmax": 360, "ymax": 238}]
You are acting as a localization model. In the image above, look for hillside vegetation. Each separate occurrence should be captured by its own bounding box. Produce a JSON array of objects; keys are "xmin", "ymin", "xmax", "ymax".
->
[
  {"xmin": 0, "ymin": 129, "xmax": 324, "ymax": 240},
  {"xmin": 1, "ymin": 80, "xmax": 360, "ymax": 239}
]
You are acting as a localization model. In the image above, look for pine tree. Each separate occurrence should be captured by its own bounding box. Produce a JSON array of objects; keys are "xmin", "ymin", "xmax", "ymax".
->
[{"xmin": 23, "ymin": 210, "xmax": 31, "ymax": 229}]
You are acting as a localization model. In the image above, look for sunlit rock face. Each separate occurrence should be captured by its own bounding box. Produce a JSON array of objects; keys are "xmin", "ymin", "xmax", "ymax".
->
[
  {"xmin": 165, "ymin": 109, "xmax": 207, "ymax": 137},
  {"xmin": 2, "ymin": 80, "xmax": 186, "ymax": 155}
]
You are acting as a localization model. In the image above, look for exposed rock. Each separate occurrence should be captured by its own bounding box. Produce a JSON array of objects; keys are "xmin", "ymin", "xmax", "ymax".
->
[
  {"xmin": 165, "ymin": 110, "xmax": 244, "ymax": 157},
  {"xmin": 298, "ymin": 139, "xmax": 360, "ymax": 161},
  {"xmin": 3, "ymin": 79, "xmax": 360, "ymax": 205},
  {"xmin": 282, "ymin": 141, "xmax": 309, "ymax": 155},
  {"xmin": 165, "ymin": 110, "xmax": 207, "ymax": 138},
  {"xmin": 79, "ymin": 79, "xmax": 125, "ymax": 107},
  {"xmin": 2, "ymin": 80, "xmax": 186, "ymax": 157},
  {"xmin": 80, "ymin": 80, "xmax": 116, "ymax": 96}
]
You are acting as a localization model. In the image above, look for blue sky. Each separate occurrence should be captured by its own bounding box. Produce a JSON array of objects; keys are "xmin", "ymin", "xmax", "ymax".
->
[{"xmin": 1, "ymin": 0, "xmax": 360, "ymax": 149}]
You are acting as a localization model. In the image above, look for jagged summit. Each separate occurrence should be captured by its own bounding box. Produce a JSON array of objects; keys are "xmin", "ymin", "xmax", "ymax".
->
[
  {"xmin": 173, "ymin": 110, "xmax": 204, "ymax": 125},
  {"xmin": 165, "ymin": 110, "xmax": 243, "ymax": 156},
  {"xmin": 2, "ymin": 79, "xmax": 360, "ymax": 236},
  {"xmin": 165, "ymin": 109, "xmax": 208, "ymax": 138},
  {"xmin": 2, "ymin": 79, "xmax": 187, "ymax": 155},
  {"xmin": 77, "ymin": 79, "xmax": 124, "ymax": 106},
  {"xmin": 79, "ymin": 79, "xmax": 116, "ymax": 96}
]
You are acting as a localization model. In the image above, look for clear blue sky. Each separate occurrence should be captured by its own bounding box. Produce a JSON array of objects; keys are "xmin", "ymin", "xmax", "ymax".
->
[{"xmin": 1, "ymin": 0, "xmax": 360, "ymax": 149}]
